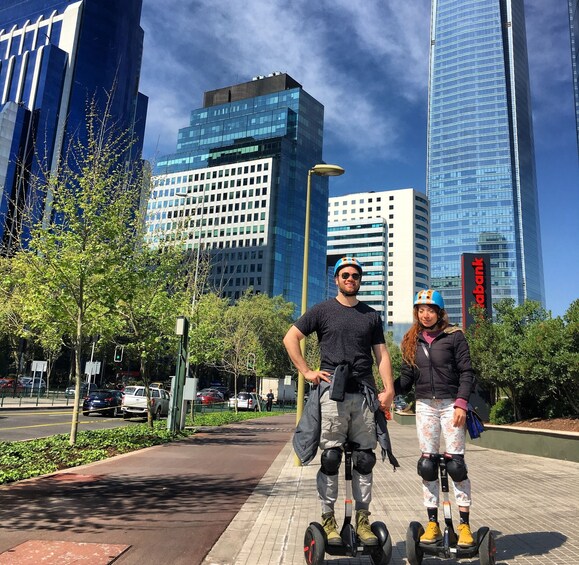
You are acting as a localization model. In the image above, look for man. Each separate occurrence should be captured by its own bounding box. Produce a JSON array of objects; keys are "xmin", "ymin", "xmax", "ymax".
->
[
  {"xmin": 283, "ymin": 256, "xmax": 395, "ymax": 546},
  {"xmin": 266, "ymin": 389, "xmax": 274, "ymax": 411}
]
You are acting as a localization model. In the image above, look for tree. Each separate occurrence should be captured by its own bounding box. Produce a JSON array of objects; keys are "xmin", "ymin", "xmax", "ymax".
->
[
  {"xmin": 213, "ymin": 291, "xmax": 294, "ymax": 410},
  {"xmin": 114, "ymin": 246, "xmax": 192, "ymax": 428},
  {"xmin": 466, "ymin": 299, "xmax": 575, "ymax": 421},
  {"xmin": 187, "ymin": 292, "xmax": 228, "ymax": 380},
  {"xmin": 7, "ymin": 98, "xmax": 143, "ymax": 444},
  {"xmin": 518, "ymin": 300, "xmax": 579, "ymax": 417},
  {"xmin": 374, "ymin": 333, "xmax": 402, "ymax": 394}
]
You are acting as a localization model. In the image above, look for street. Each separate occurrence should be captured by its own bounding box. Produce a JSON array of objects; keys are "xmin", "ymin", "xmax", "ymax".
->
[{"xmin": 0, "ymin": 407, "xmax": 133, "ymax": 442}]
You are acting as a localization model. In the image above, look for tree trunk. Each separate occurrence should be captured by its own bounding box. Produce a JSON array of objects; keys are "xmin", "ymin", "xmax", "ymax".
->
[
  {"xmin": 69, "ymin": 338, "xmax": 83, "ymax": 444},
  {"xmin": 142, "ymin": 359, "xmax": 153, "ymax": 429}
]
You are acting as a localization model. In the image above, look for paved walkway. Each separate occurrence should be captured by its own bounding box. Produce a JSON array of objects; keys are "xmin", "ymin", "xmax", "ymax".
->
[{"xmin": 204, "ymin": 420, "xmax": 579, "ymax": 565}]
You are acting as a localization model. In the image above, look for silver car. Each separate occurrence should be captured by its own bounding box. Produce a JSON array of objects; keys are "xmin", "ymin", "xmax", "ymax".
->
[
  {"xmin": 122, "ymin": 386, "xmax": 170, "ymax": 419},
  {"xmin": 228, "ymin": 392, "xmax": 263, "ymax": 412}
]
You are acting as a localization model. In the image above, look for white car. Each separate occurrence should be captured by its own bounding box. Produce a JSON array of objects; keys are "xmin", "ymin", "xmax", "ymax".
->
[
  {"xmin": 122, "ymin": 386, "xmax": 170, "ymax": 420},
  {"xmin": 21, "ymin": 377, "xmax": 47, "ymax": 393},
  {"xmin": 228, "ymin": 392, "xmax": 263, "ymax": 412}
]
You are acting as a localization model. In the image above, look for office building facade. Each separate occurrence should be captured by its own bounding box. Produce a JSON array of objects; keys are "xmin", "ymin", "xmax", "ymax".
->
[
  {"xmin": 570, "ymin": 0, "xmax": 579, "ymax": 157},
  {"xmin": 327, "ymin": 189, "xmax": 430, "ymax": 341},
  {"xmin": 149, "ymin": 74, "xmax": 327, "ymax": 308},
  {"xmin": 0, "ymin": 0, "xmax": 148, "ymax": 250},
  {"xmin": 427, "ymin": 0, "xmax": 545, "ymax": 322}
]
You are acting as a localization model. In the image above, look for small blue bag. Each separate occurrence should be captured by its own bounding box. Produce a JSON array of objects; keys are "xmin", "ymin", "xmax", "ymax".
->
[{"xmin": 466, "ymin": 405, "xmax": 485, "ymax": 439}]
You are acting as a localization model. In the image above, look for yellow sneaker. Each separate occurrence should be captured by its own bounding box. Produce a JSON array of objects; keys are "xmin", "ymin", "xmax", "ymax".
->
[
  {"xmin": 356, "ymin": 510, "xmax": 379, "ymax": 546},
  {"xmin": 420, "ymin": 521, "xmax": 443, "ymax": 544},
  {"xmin": 457, "ymin": 523, "xmax": 475, "ymax": 547},
  {"xmin": 321, "ymin": 512, "xmax": 342, "ymax": 546}
]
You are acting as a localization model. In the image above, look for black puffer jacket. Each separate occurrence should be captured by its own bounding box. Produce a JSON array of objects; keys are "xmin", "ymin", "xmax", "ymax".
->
[{"xmin": 396, "ymin": 327, "xmax": 474, "ymax": 402}]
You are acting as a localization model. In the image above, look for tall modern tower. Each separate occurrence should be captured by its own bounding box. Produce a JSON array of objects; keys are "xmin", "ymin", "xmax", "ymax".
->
[
  {"xmin": 427, "ymin": 0, "xmax": 545, "ymax": 322},
  {"xmin": 570, "ymin": 0, "xmax": 579, "ymax": 158},
  {"xmin": 149, "ymin": 73, "xmax": 327, "ymax": 309},
  {"xmin": 0, "ymin": 0, "xmax": 148, "ymax": 250}
]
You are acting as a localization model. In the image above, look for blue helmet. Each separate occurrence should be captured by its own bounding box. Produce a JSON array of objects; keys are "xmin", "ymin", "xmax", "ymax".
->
[
  {"xmin": 414, "ymin": 289, "xmax": 445, "ymax": 310},
  {"xmin": 333, "ymin": 256, "xmax": 363, "ymax": 277}
]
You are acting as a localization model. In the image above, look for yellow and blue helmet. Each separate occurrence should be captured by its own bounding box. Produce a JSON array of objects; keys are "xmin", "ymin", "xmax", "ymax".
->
[
  {"xmin": 414, "ymin": 289, "xmax": 445, "ymax": 310},
  {"xmin": 333, "ymin": 256, "xmax": 363, "ymax": 277}
]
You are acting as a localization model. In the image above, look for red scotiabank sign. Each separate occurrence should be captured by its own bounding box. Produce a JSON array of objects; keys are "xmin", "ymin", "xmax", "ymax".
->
[{"xmin": 461, "ymin": 253, "xmax": 492, "ymax": 329}]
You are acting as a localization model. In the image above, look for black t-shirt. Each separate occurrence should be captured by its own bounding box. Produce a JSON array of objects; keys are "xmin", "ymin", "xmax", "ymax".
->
[{"xmin": 294, "ymin": 298, "xmax": 385, "ymax": 387}]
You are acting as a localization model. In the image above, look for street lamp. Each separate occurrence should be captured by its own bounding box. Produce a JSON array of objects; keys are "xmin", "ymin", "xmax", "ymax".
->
[{"xmin": 295, "ymin": 164, "xmax": 345, "ymax": 448}]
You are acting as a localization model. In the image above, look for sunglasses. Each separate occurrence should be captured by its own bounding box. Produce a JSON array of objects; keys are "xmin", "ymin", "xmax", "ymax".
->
[{"xmin": 340, "ymin": 272, "xmax": 361, "ymax": 281}]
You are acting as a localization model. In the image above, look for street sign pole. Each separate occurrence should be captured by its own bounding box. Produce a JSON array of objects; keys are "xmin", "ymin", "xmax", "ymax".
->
[{"xmin": 168, "ymin": 316, "xmax": 189, "ymax": 434}]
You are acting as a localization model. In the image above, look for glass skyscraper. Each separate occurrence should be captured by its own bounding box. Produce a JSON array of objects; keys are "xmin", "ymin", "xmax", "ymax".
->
[
  {"xmin": 151, "ymin": 73, "xmax": 327, "ymax": 309},
  {"xmin": 427, "ymin": 0, "xmax": 545, "ymax": 322},
  {"xmin": 570, "ymin": 0, "xmax": 579, "ymax": 157},
  {"xmin": 0, "ymin": 0, "xmax": 148, "ymax": 250}
]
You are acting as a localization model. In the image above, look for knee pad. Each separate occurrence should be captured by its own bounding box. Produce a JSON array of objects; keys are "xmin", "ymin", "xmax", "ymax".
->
[
  {"xmin": 352, "ymin": 449, "xmax": 376, "ymax": 475},
  {"xmin": 417, "ymin": 453, "xmax": 439, "ymax": 481},
  {"xmin": 320, "ymin": 448, "xmax": 342, "ymax": 476},
  {"xmin": 444, "ymin": 453, "xmax": 468, "ymax": 482}
]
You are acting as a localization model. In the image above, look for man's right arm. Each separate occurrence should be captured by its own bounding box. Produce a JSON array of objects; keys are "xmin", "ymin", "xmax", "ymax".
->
[{"xmin": 283, "ymin": 325, "xmax": 331, "ymax": 385}]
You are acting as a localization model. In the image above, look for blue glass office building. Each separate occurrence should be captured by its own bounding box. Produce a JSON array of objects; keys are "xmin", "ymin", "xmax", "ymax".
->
[
  {"xmin": 0, "ymin": 0, "xmax": 148, "ymax": 249},
  {"xmin": 570, "ymin": 0, "xmax": 579, "ymax": 157},
  {"xmin": 427, "ymin": 0, "xmax": 545, "ymax": 322},
  {"xmin": 153, "ymin": 74, "xmax": 327, "ymax": 309}
]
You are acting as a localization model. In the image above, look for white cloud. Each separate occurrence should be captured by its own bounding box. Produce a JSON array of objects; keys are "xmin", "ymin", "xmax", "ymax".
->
[{"xmin": 140, "ymin": 0, "xmax": 431, "ymax": 160}]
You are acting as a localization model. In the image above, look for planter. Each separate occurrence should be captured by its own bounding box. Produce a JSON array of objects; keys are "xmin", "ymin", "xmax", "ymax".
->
[
  {"xmin": 393, "ymin": 411, "xmax": 416, "ymax": 426},
  {"xmin": 467, "ymin": 424, "xmax": 579, "ymax": 462}
]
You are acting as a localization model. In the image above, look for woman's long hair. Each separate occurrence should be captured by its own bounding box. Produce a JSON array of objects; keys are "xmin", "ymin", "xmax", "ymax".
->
[{"xmin": 400, "ymin": 306, "xmax": 450, "ymax": 366}]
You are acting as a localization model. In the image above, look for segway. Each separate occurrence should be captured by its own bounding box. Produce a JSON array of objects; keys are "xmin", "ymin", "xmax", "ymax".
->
[
  {"xmin": 405, "ymin": 453, "xmax": 496, "ymax": 565},
  {"xmin": 304, "ymin": 442, "xmax": 392, "ymax": 565}
]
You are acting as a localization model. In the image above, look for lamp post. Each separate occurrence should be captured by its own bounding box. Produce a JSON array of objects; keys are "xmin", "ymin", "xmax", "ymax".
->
[
  {"xmin": 175, "ymin": 191, "xmax": 204, "ymax": 388},
  {"xmin": 295, "ymin": 164, "xmax": 345, "ymax": 452}
]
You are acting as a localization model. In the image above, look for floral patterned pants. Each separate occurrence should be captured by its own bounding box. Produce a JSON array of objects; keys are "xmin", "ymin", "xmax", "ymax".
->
[{"xmin": 415, "ymin": 398, "xmax": 471, "ymax": 508}]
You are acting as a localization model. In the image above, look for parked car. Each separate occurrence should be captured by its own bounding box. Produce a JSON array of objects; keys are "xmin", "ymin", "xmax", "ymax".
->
[
  {"xmin": 228, "ymin": 391, "xmax": 263, "ymax": 412},
  {"xmin": 0, "ymin": 378, "xmax": 25, "ymax": 394},
  {"xmin": 122, "ymin": 385, "xmax": 170, "ymax": 420},
  {"xmin": 82, "ymin": 389, "xmax": 124, "ymax": 417},
  {"xmin": 21, "ymin": 377, "xmax": 47, "ymax": 394},
  {"xmin": 212, "ymin": 386, "xmax": 231, "ymax": 400},
  {"xmin": 197, "ymin": 390, "xmax": 224, "ymax": 405},
  {"xmin": 393, "ymin": 395, "xmax": 408, "ymax": 411},
  {"xmin": 65, "ymin": 382, "xmax": 99, "ymax": 399}
]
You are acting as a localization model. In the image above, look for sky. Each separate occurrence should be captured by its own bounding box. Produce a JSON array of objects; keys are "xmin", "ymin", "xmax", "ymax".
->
[{"xmin": 139, "ymin": 0, "xmax": 579, "ymax": 318}]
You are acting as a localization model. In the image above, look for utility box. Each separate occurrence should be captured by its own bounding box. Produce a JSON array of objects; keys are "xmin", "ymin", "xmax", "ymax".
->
[{"xmin": 261, "ymin": 377, "xmax": 296, "ymax": 405}]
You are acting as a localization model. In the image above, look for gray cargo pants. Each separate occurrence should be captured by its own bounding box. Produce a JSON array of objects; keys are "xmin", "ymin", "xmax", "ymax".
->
[{"xmin": 317, "ymin": 389, "xmax": 377, "ymax": 514}]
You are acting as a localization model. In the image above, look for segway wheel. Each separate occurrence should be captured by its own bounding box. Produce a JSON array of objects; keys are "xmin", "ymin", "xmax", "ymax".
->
[
  {"xmin": 370, "ymin": 521, "xmax": 392, "ymax": 564},
  {"xmin": 478, "ymin": 528, "xmax": 496, "ymax": 565},
  {"xmin": 304, "ymin": 522, "xmax": 326, "ymax": 565},
  {"xmin": 405, "ymin": 521, "xmax": 424, "ymax": 565}
]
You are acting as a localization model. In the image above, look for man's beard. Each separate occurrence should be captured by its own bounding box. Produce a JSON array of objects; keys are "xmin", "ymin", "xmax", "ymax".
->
[{"xmin": 339, "ymin": 287, "xmax": 358, "ymax": 297}]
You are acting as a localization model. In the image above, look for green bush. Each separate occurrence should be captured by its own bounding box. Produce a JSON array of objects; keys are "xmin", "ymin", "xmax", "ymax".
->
[{"xmin": 489, "ymin": 398, "xmax": 515, "ymax": 424}]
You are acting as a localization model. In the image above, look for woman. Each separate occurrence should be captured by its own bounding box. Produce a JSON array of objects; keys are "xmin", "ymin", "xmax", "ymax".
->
[{"xmin": 397, "ymin": 289, "xmax": 476, "ymax": 547}]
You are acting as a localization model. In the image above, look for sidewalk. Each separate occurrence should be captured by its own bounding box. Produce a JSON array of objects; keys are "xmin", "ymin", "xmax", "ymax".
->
[
  {"xmin": 0, "ymin": 393, "xmax": 73, "ymax": 409},
  {"xmin": 204, "ymin": 420, "xmax": 579, "ymax": 564}
]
